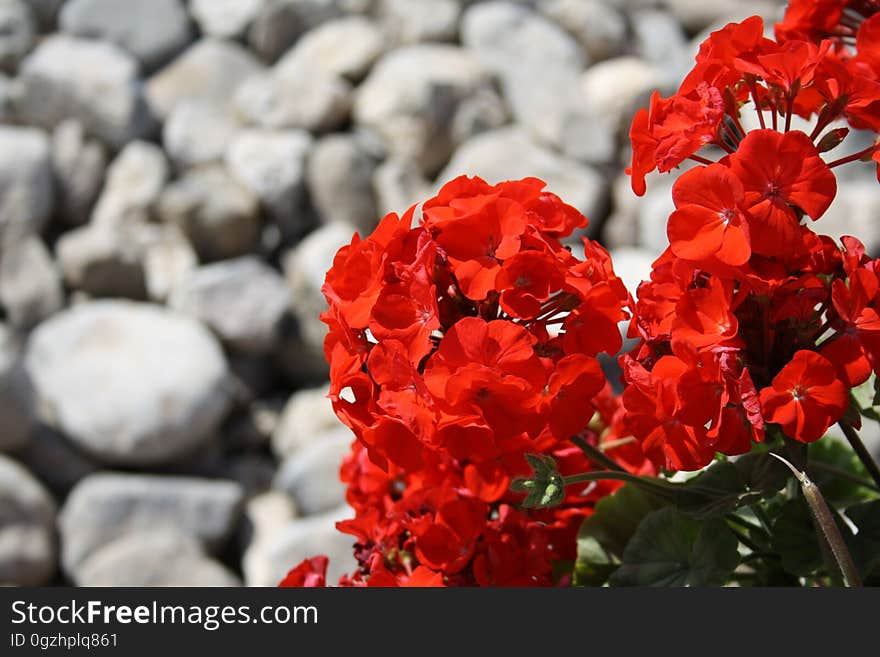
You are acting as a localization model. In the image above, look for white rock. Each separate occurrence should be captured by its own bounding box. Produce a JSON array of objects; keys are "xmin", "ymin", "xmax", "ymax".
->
[
  {"xmin": 0, "ymin": 454, "xmax": 56, "ymax": 586},
  {"xmin": 609, "ymin": 247, "xmax": 657, "ymax": 300},
  {"xmin": 373, "ymin": 157, "xmax": 431, "ymax": 217},
  {"xmin": 0, "ymin": 235, "xmax": 63, "ymax": 329},
  {"xmin": 59, "ymin": 472, "xmax": 243, "ymax": 576},
  {"xmin": 283, "ymin": 222, "xmax": 357, "ymax": 352},
  {"xmin": 25, "ymin": 301, "xmax": 233, "ymax": 465},
  {"xmin": 283, "ymin": 15, "xmax": 384, "ymax": 81},
  {"xmin": 169, "ymin": 256, "xmax": 291, "ymax": 355},
  {"xmin": 233, "ymin": 59, "xmax": 352, "ymax": 133},
  {"xmin": 462, "ymin": 2, "xmax": 606, "ymax": 161},
  {"xmin": 59, "ymin": 0, "xmax": 192, "ymax": 71},
  {"xmin": 225, "ymin": 128, "xmax": 313, "ymax": 238},
  {"xmin": 190, "ymin": 0, "xmax": 265, "ymax": 39},
  {"xmin": 631, "ymin": 9, "xmax": 690, "ymax": 84},
  {"xmin": 162, "ymin": 100, "xmax": 239, "ymax": 170},
  {"xmin": 146, "ymin": 38, "xmax": 265, "ymax": 120},
  {"xmin": 18, "ymin": 35, "xmax": 154, "ymax": 148},
  {"xmin": 243, "ymin": 504, "xmax": 354, "ymax": 586},
  {"xmin": 90, "ymin": 140, "xmax": 168, "ymax": 227},
  {"xmin": 353, "ymin": 44, "xmax": 507, "ymax": 175},
  {"xmin": 378, "ymin": 0, "xmax": 461, "ymax": 44},
  {"xmin": 272, "ymin": 385, "xmax": 342, "ymax": 459},
  {"xmin": 661, "ymin": 0, "xmax": 782, "ymax": 33},
  {"xmin": 307, "ymin": 132, "xmax": 380, "ymax": 233},
  {"xmin": 56, "ymin": 224, "xmax": 147, "ymax": 299},
  {"xmin": 438, "ymin": 126, "xmax": 608, "ymax": 226},
  {"xmin": 538, "ymin": 0, "xmax": 626, "ymax": 62},
  {"xmin": 0, "ymin": 325, "xmax": 34, "ymax": 453},
  {"xmin": 0, "ymin": 125, "xmax": 53, "ymax": 243},
  {"xmin": 139, "ymin": 224, "xmax": 198, "ymax": 302},
  {"xmin": 50, "ymin": 120, "xmax": 107, "ymax": 226},
  {"xmin": 274, "ymin": 428, "xmax": 350, "ymax": 515},
  {"xmin": 581, "ymin": 56, "xmax": 664, "ymax": 133},
  {"xmin": 76, "ymin": 530, "xmax": 241, "ymax": 586},
  {"xmin": 818, "ymin": 180, "xmax": 880, "ymax": 254},
  {"xmin": 157, "ymin": 165, "xmax": 261, "ymax": 262},
  {"xmin": 0, "ymin": 0, "xmax": 35, "ymax": 73}
]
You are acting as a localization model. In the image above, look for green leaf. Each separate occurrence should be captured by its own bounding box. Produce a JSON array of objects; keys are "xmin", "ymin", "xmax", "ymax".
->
[
  {"xmin": 733, "ymin": 452, "xmax": 789, "ymax": 497},
  {"xmin": 574, "ymin": 484, "xmax": 664, "ymax": 586},
  {"xmin": 608, "ymin": 507, "xmax": 740, "ymax": 587},
  {"xmin": 771, "ymin": 498, "xmax": 856, "ymax": 577},
  {"xmin": 846, "ymin": 499, "xmax": 880, "ymax": 576},
  {"xmin": 807, "ymin": 437, "xmax": 877, "ymax": 507}
]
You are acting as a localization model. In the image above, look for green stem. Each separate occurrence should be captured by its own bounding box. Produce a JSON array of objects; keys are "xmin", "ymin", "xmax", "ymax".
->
[
  {"xmin": 571, "ymin": 435, "xmax": 627, "ymax": 473},
  {"xmin": 749, "ymin": 504, "xmax": 774, "ymax": 535},
  {"xmin": 727, "ymin": 523, "xmax": 764, "ymax": 554},
  {"xmin": 837, "ymin": 421, "xmax": 880, "ymax": 490}
]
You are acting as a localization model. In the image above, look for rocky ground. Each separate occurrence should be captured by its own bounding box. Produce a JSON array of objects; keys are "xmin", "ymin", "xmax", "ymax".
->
[{"xmin": 3, "ymin": 0, "xmax": 878, "ymax": 587}]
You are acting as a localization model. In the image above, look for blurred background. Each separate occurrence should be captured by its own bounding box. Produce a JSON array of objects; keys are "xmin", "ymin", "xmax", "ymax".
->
[{"xmin": 9, "ymin": 0, "xmax": 878, "ymax": 587}]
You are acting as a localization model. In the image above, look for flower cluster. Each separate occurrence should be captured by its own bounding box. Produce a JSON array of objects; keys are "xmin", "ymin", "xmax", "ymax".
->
[
  {"xmin": 291, "ymin": 176, "xmax": 652, "ymax": 586},
  {"xmin": 622, "ymin": 13, "xmax": 880, "ymax": 471}
]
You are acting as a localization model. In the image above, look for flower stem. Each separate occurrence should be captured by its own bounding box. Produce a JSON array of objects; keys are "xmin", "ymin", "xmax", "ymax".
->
[
  {"xmin": 837, "ymin": 420, "xmax": 880, "ymax": 489},
  {"xmin": 827, "ymin": 144, "xmax": 877, "ymax": 168},
  {"xmin": 571, "ymin": 435, "xmax": 626, "ymax": 472},
  {"xmin": 807, "ymin": 460, "xmax": 880, "ymax": 493},
  {"xmin": 769, "ymin": 453, "xmax": 862, "ymax": 587}
]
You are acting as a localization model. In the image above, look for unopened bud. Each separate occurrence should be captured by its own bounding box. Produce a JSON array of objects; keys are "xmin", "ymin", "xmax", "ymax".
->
[{"xmin": 816, "ymin": 127, "xmax": 849, "ymax": 153}]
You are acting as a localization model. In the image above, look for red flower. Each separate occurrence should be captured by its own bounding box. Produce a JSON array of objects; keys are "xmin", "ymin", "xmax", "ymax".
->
[
  {"xmin": 758, "ymin": 350, "xmax": 849, "ymax": 443},
  {"xmin": 667, "ymin": 164, "xmax": 752, "ymax": 266},
  {"xmin": 729, "ymin": 129, "xmax": 837, "ymax": 256},
  {"xmin": 279, "ymin": 556, "xmax": 329, "ymax": 587}
]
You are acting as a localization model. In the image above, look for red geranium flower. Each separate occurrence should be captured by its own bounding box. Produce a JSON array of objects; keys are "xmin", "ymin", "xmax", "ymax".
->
[{"xmin": 758, "ymin": 350, "xmax": 849, "ymax": 443}]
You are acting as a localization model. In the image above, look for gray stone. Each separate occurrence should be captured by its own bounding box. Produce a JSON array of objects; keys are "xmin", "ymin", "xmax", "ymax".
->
[
  {"xmin": 0, "ymin": 324, "xmax": 33, "ymax": 453},
  {"xmin": 240, "ymin": 490, "xmax": 297, "ymax": 584},
  {"xmin": 15, "ymin": 424, "xmax": 99, "ymax": 496},
  {"xmin": 378, "ymin": 0, "xmax": 461, "ymax": 44},
  {"xmin": 631, "ymin": 10, "xmax": 690, "ymax": 84},
  {"xmin": 462, "ymin": 2, "xmax": 606, "ymax": 161},
  {"xmin": 224, "ymin": 128, "xmax": 313, "ymax": 238},
  {"xmin": 0, "ymin": 126, "xmax": 53, "ymax": 245},
  {"xmin": 636, "ymin": 175, "xmax": 677, "ymax": 254},
  {"xmin": 25, "ymin": 301, "xmax": 232, "ymax": 466},
  {"xmin": 0, "ymin": 0, "xmax": 35, "ymax": 73},
  {"xmin": 438, "ymin": 126, "xmax": 608, "ymax": 227},
  {"xmin": 139, "ymin": 223, "xmax": 198, "ymax": 302},
  {"xmin": 157, "ymin": 165, "xmax": 261, "ymax": 262},
  {"xmin": 282, "ymin": 221, "xmax": 356, "ymax": 352},
  {"xmin": 146, "ymin": 38, "xmax": 264, "ymax": 120},
  {"xmin": 284, "ymin": 15, "xmax": 384, "ymax": 81},
  {"xmin": 354, "ymin": 44, "xmax": 506, "ymax": 175},
  {"xmin": 169, "ymin": 256, "xmax": 291, "ymax": 355},
  {"xmin": 661, "ymin": 0, "xmax": 782, "ymax": 33},
  {"xmin": 59, "ymin": 472, "xmax": 243, "ymax": 575},
  {"xmin": 373, "ymin": 156, "xmax": 431, "ymax": 217},
  {"xmin": 274, "ymin": 428, "xmax": 350, "ymax": 515},
  {"xmin": 0, "ymin": 235, "xmax": 63, "ymax": 329},
  {"xmin": 246, "ymin": 0, "xmax": 367, "ymax": 63},
  {"xmin": 0, "ymin": 72, "xmax": 16, "ymax": 122},
  {"xmin": 608, "ymin": 247, "xmax": 656, "ymax": 300},
  {"xmin": 538, "ymin": 0, "xmax": 626, "ymax": 62},
  {"xmin": 90, "ymin": 140, "xmax": 168, "ymax": 227},
  {"xmin": 76, "ymin": 530, "xmax": 241, "ymax": 586},
  {"xmin": 18, "ymin": 35, "xmax": 154, "ymax": 148},
  {"xmin": 22, "ymin": 0, "xmax": 62, "ymax": 29},
  {"xmin": 242, "ymin": 504, "xmax": 354, "ymax": 586},
  {"xmin": 163, "ymin": 100, "xmax": 239, "ymax": 170},
  {"xmin": 817, "ymin": 180, "xmax": 880, "ymax": 254},
  {"xmin": 50, "ymin": 120, "xmax": 108, "ymax": 226},
  {"xmin": 190, "ymin": 0, "xmax": 265, "ymax": 39},
  {"xmin": 272, "ymin": 385, "xmax": 341, "ymax": 459},
  {"xmin": 233, "ymin": 59, "xmax": 352, "ymax": 133},
  {"xmin": 275, "ymin": 335, "xmax": 331, "ymax": 386},
  {"xmin": 56, "ymin": 224, "xmax": 148, "ymax": 299},
  {"xmin": 0, "ymin": 453, "xmax": 55, "ymax": 586},
  {"xmin": 59, "ymin": 0, "xmax": 191, "ymax": 71},
  {"xmin": 307, "ymin": 133, "xmax": 380, "ymax": 233}
]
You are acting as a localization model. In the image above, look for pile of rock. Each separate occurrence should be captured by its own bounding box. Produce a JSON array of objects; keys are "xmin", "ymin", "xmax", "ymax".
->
[{"xmin": 8, "ymin": 0, "xmax": 872, "ymax": 588}]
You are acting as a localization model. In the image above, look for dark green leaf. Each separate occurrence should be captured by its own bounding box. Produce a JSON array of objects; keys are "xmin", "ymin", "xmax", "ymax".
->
[
  {"xmin": 609, "ymin": 507, "xmax": 740, "ymax": 587},
  {"xmin": 733, "ymin": 452, "xmax": 789, "ymax": 497},
  {"xmin": 807, "ymin": 437, "xmax": 877, "ymax": 507},
  {"xmin": 574, "ymin": 484, "xmax": 664, "ymax": 586},
  {"xmin": 846, "ymin": 499, "xmax": 880, "ymax": 576},
  {"xmin": 771, "ymin": 498, "xmax": 856, "ymax": 577},
  {"xmin": 851, "ymin": 373, "xmax": 880, "ymax": 422}
]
